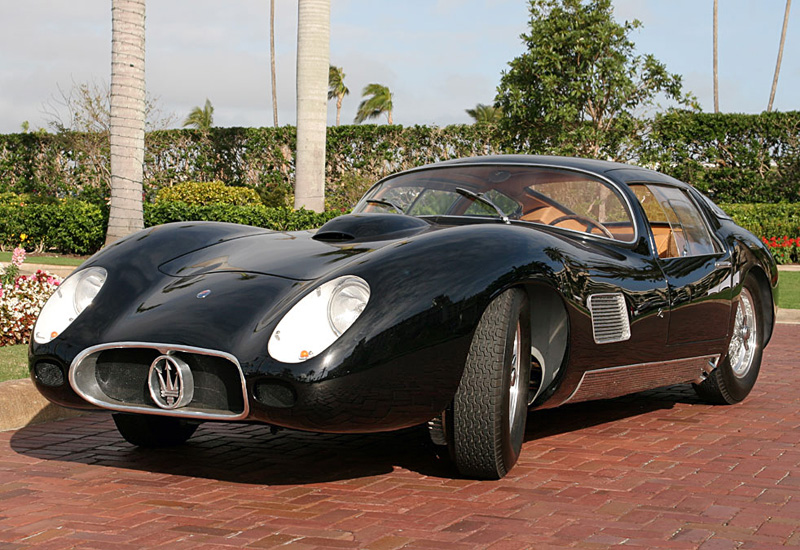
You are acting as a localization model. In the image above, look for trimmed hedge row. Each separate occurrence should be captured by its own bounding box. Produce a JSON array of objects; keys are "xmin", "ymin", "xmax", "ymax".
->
[
  {"xmin": 0, "ymin": 199, "xmax": 340, "ymax": 255},
  {"xmin": 3, "ymin": 113, "xmax": 797, "ymax": 208},
  {"xmin": 720, "ymin": 203, "xmax": 800, "ymax": 239},
  {"xmin": 155, "ymin": 181, "xmax": 262, "ymax": 206},
  {"xmin": 645, "ymin": 111, "xmax": 800, "ymax": 203}
]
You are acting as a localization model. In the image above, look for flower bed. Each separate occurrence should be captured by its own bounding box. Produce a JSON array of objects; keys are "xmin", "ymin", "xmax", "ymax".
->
[
  {"xmin": 0, "ymin": 271, "xmax": 61, "ymax": 347},
  {"xmin": 762, "ymin": 236, "xmax": 799, "ymax": 265}
]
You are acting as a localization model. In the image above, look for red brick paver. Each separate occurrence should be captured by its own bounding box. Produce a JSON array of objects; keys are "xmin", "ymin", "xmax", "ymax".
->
[{"xmin": 1, "ymin": 324, "xmax": 799, "ymax": 549}]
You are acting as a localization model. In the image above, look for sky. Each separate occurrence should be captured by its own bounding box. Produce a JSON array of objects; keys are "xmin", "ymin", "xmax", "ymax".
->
[{"xmin": 0, "ymin": 0, "xmax": 797, "ymax": 134}]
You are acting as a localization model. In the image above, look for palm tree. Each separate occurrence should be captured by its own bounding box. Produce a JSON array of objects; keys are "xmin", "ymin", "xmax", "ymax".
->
[
  {"xmin": 328, "ymin": 65, "xmax": 349, "ymax": 126},
  {"xmin": 713, "ymin": 0, "xmax": 719, "ymax": 113},
  {"xmin": 183, "ymin": 99, "xmax": 214, "ymax": 131},
  {"xmin": 355, "ymin": 83, "xmax": 393, "ymax": 124},
  {"xmin": 768, "ymin": 0, "xmax": 792, "ymax": 112},
  {"xmin": 466, "ymin": 103, "xmax": 502, "ymax": 124},
  {"xmin": 270, "ymin": 0, "xmax": 278, "ymax": 127},
  {"xmin": 294, "ymin": 0, "xmax": 330, "ymax": 212},
  {"xmin": 106, "ymin": 0, "xmax": 146, "ymax": 245}
]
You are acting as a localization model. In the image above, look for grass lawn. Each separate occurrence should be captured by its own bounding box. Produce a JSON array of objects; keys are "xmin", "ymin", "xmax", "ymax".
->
[
  {"xmin": 0, "ymin": 344, "xmax": 28, "ymax": 383},
  {"xmin": 779, "ymin": 270, "xmax": 800, "ymax": 310},
  {"xmin": 0, "ymin": 252, "xmax": 86, "ymax": 267}
]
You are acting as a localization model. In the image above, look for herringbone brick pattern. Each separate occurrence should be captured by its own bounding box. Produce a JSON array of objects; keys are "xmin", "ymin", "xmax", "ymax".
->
[{"xmin": 1, "ymin": 324, "xmax": 798, "ymax": 549}]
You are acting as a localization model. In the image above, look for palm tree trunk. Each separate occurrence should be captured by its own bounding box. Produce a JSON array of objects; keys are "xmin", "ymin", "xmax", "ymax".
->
[
  {"xmin": 768, "ymin": 0, "xmax": 792, "ymax": 112},
  {"xmin": 713, "ymin": 0, "xmax": 719, "ymax": 113},
  {"xmin": 270, "ymin": 0, "xmax": 278, "ymax": 127},
  {"xmin": 336, "ymin": 96, "xmax": 342, "ymax": 126},
  {"xmin": 294, "ymin": 0, "xmax": 330, "ymax": 212},
  {"xmin": 106, "ymin": 0, "xmax": 146, "ymax": 245}
]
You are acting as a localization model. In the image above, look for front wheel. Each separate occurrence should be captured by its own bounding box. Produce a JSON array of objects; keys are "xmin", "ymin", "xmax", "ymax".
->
[
  {"xmin": 450, "ymin": 288, "xmax": 531, "ymax": 479},
  {"xmin": 112, "ymin": 413, "xmax": 199, "ymax": 447},
  {"xmin": 694, "ymin": 277, "xmax": 763, "ymax": 404}
]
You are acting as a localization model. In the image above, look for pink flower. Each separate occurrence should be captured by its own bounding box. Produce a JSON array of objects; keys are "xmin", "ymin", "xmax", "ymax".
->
[{"xmin": 11, "ymin": 247, "xmax": 25, "ymax": 268}]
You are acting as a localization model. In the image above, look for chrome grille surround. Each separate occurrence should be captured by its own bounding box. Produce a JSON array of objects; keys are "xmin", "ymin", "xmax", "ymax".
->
[{"xmin": 69, "ymin": 342, "xmax": 249, "ymax": 421}]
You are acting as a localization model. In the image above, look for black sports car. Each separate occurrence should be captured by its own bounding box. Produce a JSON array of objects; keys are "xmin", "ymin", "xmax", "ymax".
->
[{"xmin": 30, "ymin": 155, "xmax": 778, "ymax": 479}]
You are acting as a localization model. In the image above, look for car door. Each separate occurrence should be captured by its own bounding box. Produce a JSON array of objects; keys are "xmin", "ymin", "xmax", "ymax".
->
[{"xmin": 631, "ymin": 183, "xmax": 732, "ymax": 345}]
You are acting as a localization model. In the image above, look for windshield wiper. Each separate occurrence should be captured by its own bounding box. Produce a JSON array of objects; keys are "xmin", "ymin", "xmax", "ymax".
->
[
  {"xmin": 366, "ymin": 198, "xmax": 406, "ymax": 215},
  {"xmin": 455, "ymin": 187, "xmax": 509, "ymax": 224}
]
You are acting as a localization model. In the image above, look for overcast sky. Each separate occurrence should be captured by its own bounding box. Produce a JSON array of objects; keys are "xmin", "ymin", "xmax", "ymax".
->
[{"xmin": 0, "ymin": 0, "xmax": 797, "ymax": 134}]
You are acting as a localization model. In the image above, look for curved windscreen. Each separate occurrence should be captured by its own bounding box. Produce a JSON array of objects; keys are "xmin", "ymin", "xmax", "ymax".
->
[{"xmin": 353, "ymin": 165, "xmax": 635, "ymax": 241}]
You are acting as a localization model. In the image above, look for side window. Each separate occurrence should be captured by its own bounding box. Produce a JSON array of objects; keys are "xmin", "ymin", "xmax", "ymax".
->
[{"xmin": 631, "ymin": 184, "xmax": 719, "ymax": 258}]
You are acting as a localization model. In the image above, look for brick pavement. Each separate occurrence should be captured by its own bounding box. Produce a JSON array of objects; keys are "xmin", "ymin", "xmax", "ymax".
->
[{"xmin": 1, "ymin": 324, "xmax": 799, "ymax": 549}]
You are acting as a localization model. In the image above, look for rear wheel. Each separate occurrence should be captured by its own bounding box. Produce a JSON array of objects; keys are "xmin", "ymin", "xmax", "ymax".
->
[
  {"xmin": 112, "ymin": 413, "xmax": 199, "ymax": 447},
  {"xmin": 694, "ymin": 277, "xmax": 763, "ymax": 404},
  {"xmin": 450, "ymin": 288, "xmax": 530, "ymax": 479}
]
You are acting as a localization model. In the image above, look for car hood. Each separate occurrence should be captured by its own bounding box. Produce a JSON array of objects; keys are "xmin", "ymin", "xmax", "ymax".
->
[
  {"xmin": 158, "ymin": 231, "xmax": 389, "ymax": 280},
  {"xmin": 157, "ymin": 218, "xmax": 441, "ymax": 282}
]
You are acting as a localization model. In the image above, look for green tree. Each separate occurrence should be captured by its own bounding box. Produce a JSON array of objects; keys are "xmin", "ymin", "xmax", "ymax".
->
[
  {"xmin": 355, "ymin": 83, "xmax": 393, "ymax": 124},
  {"xmin": 183, "ymin": 99, "xmax": 214, "ymax": 131},
  {"xmin": 495, "ymin": 0, "xmax": 696, "ymax": 159},
  {"xmin": 466, "ymin": 103, "xmax": 502, "ymax": 125},
  {"xmin": 328, "ymin": 65, "xmax": 349, "ymax": 126}
]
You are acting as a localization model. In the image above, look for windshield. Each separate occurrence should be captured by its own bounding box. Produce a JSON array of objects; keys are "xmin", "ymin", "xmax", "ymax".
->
[{"xmin": 354, "ymin": 164, "xmax": 635, "ymax": 241}]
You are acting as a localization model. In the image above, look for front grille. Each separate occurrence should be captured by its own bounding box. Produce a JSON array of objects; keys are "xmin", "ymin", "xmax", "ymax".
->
[
  {"xmin": 70, "ymin": 343, "xmax": 248, "ymax": 420},
  {"xmin": 587, "ymin": 293, "xmax": 631, "ymax": 344}
]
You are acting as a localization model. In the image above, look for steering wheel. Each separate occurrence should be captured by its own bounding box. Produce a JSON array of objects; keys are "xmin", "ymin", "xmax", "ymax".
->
[{"xmin": 549, "ymin": 214, "xmax": 613, "ymax": 238}]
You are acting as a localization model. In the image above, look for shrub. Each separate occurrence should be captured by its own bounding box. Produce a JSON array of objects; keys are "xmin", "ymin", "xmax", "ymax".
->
[
  {"xmin": 0, "ymin": 198, "xmax": 106, "ymax": 254},
  {"xmin": 0, "ymin": 270, "xmax": 61, "ymax": 347},
  {"xmin": 721, "ymin": 203, "xmax": 800, "ymax": 238},
  {"xmin": 156, "ymin": 181, "xmax": 262, "ymax": 206},
  {"xmin": 144, "ymin": 202, "xmax": 341, "ymax": 232}
]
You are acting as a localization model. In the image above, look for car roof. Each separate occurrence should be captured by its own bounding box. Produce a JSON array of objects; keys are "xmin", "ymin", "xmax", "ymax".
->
[{"xmin": 433, "ymin": 155, "xmax": 692, "ymax": 189}]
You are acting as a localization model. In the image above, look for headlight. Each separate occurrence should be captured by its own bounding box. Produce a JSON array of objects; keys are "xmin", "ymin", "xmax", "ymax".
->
[
  {"xmin": 268, "ymin": 275, "xmax": 370, "ymax": 363},
  {"xmin": 33, "ymin": 267, "xmax": 107, "ymax": 344}
]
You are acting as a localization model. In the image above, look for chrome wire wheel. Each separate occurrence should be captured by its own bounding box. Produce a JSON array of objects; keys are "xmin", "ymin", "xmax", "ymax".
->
[
  {"xmin": 508, "ymin": 322, "xmax": 525, "ymax": 428},
  {"xmin": 729, "ymin": 287, "xmax": 758, "ymax": 379}
]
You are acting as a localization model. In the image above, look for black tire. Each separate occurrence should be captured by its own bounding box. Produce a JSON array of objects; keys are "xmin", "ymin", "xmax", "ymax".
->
[
  {"xmin": 694, "ymin": 276, "xmax": 763, "ymax": 404},
  {"xmin": 112, "ymin": 413, "xmax": 199, "ymax": 447},
  {"xmin": 451, "ymin": 288, "xmax": 531, "ymax": 479}
]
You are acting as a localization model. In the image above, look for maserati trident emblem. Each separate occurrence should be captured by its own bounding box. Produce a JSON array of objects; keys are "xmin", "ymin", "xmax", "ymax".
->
[{"xmin": 148, "ymin": 355, "xmax": 194, "ymax": 409}]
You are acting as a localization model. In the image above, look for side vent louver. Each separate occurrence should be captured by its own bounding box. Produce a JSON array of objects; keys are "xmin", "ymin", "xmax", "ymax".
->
[{"xmin": 587, "ymin": 293, "xmax": 631, "ymax": 344}]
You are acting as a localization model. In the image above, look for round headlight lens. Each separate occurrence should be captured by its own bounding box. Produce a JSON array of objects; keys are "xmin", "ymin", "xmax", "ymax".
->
[
  {"xmin": 74, "ymin": 269, "xmax": 106, "ymax": 313},
  {"xmin": 268, "ymin": 275, "xmax": 370, "ymax": 363},
  {"xmin": 328, "ymin": 278, "xmax": 370, "ymax": 336},
  {"xmin": 33, "ymin": 267, "xmax": 107, "ymax": 344}
]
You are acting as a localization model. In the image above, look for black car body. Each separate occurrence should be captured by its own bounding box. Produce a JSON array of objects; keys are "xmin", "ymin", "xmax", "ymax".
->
[{"xmin": 30, "ymin": 155, "xmax": 778, "ymax": 479}]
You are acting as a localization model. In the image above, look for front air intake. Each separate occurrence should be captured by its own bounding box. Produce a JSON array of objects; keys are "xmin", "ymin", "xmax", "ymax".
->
[{"xmin": 587, "ymin": 293, "xmax": 631, "ymax": 344}]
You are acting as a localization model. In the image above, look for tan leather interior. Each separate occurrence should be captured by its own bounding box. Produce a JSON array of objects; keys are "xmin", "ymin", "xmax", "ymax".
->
[
  {"xmin": 521, "ymin": 206, "xmax": 563, "ymax": 224},
  {"xmin": 522, "ymin": 205, "xmax": 633, "ymax": 239},
  {"xmin": 652, "ymin": 225, "xmax": 679, "ymax": 258}
]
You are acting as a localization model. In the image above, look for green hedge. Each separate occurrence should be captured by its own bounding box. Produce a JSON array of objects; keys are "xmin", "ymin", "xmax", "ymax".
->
[
  {"xmin": 0, "ymin": 200, "xmax": 106, "ymax": 254},
  {"xmin": 155, "ymin": 180, "xmax": 262, "ymax": 206},
  {"xmin": 0, "ymin": 125, "xmax": 499, "ymax": 209},
  {"xmin": 645, "ymin": 111, "xmax": 800, "ymax": 203},
  {"xmin": 721, "ymin": 203, "xmax": 800, "ymax": 238},
  {"xmin": 1, "ymin": 199, "xmax": 341, "ymax": 255},
  {"xmin": 144, "ymin": 202, "xmax": 340, "ymax": 231},
  {"xmin": 4, "ymin": 114, "xmax": 799, "ymax": 207}
]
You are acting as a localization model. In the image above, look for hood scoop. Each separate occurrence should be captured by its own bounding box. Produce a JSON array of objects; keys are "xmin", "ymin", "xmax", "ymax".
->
[{"xmin": 313, "ymin": 213, "xmax": 430, "ymax": 243}]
